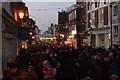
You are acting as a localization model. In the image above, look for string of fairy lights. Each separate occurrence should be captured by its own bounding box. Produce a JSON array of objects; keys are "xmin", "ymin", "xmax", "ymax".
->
[
  {"xmin": 29, "ymin": 7, "xmax": 85, "ymax": 27},
  {"xmin": 29, "ymin": 7, "xmax": 68, "ymax": 24},
  {"xmin": 29, "ymin": 15, "xmax": 55, "ymax": 24},
  {"xmin": 29, "ymin": 7, "xmax": 68, "ymax": 11},
  {"xmin": 29, "ymin": 15, "xmax": 84, "ymax": 27}
]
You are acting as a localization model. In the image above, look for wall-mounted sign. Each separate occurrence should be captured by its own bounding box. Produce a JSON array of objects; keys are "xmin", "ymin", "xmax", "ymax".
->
[{"xmin": 18, "ymin": 27, "xmax": 30, "ymax": 41}]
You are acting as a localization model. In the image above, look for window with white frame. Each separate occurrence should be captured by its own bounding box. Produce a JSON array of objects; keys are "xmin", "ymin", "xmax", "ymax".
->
[
  {"xmin": 89, "ymin": 0, "xmax": 95, "ymax": 11},
  {"xmin": 91, "ymin": 11, "xmax": 95, "ymax": 28},
  {"xmin": 91, "ymin": 2, "xmax": 95, "ymax": 10},
  {"xmin": 99, "ymin": 8, "xmax": 104, "ymax": 27}
]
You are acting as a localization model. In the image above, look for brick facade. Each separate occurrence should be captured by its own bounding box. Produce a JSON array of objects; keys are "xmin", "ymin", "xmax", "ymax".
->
[
  {"xmin": 88, "ymin": 13, "xmax": 90, "ymax": 28},
  {"xmin": 104, "ymin": 6, "xmax": 108, "ymax": 25},
  {"xmin": 95, "ymin": 10, "xmax": 98, "ymax": 27}
]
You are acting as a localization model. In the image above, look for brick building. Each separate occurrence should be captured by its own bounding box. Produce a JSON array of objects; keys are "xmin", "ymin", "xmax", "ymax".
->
[
  {"xmin": 58, "ymin": 10, "xmax": 68, "ymax": 43},
  {"xmin": 65, "ymin": 2, "xmax": 87, "ymax": 48},
  {"xmin": 76, "ymin": 2, "xmax": 87, "ymax": 47},
  {"xmin": 87, "ymin": 0, "xmax": 111, "ymax": 48}
]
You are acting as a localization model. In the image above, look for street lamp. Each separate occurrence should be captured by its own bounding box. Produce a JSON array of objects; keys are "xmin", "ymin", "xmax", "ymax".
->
[
  {"xmin": 18, "ymin": 10, "xmax": 27, "ymax": 48},
  {"xmin": 18, "ymin": 10, "xmax": 25, "ymax": 27},
  {"xmin": 19, "ymin": 11, "xmax": 24, "ymax": 19},
  {"xmin": 89, "ymin": 27, "xmax": 94, "ymax": 47}
]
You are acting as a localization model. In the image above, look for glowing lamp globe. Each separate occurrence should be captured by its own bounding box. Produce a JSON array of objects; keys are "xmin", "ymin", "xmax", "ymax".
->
[{"xmin": 19, "ymin": 12, "xmax": 24, "ymax": 19}]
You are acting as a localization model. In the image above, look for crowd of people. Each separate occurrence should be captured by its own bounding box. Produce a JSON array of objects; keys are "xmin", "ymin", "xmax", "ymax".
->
[{"xmin": 2, "ymin": 42, "xmax": 120, "ymax": 80}]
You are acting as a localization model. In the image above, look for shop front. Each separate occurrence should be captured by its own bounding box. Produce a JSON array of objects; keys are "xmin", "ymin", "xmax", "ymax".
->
[{"xmin": 87, "ymin": 28, "xmax": 111, "ymax": 48}]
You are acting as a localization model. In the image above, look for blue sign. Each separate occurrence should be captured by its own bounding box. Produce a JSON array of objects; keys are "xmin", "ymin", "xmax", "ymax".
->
[
  {"xmin": 18, "ymin": 27, "xmax": 30, "ymax": 41},
  {"xmin": 86, "ymin": 33, "xmax": 90, "ymax": 36}
]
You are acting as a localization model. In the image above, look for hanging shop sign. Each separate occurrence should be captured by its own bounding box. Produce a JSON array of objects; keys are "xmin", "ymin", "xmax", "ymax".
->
[{"xmin": 18, "ymin": 27, "xmax": 30, "ymax": 41}]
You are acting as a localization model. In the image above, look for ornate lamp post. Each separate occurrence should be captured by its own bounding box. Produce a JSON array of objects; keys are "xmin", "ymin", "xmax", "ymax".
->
[
  {"xmin": 89, "ymin": 27, "xmax": 94, "ymax": 47},
  {"xmin": 18, "ymin": 10, "xmax": 30, "ymax": 48}
]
